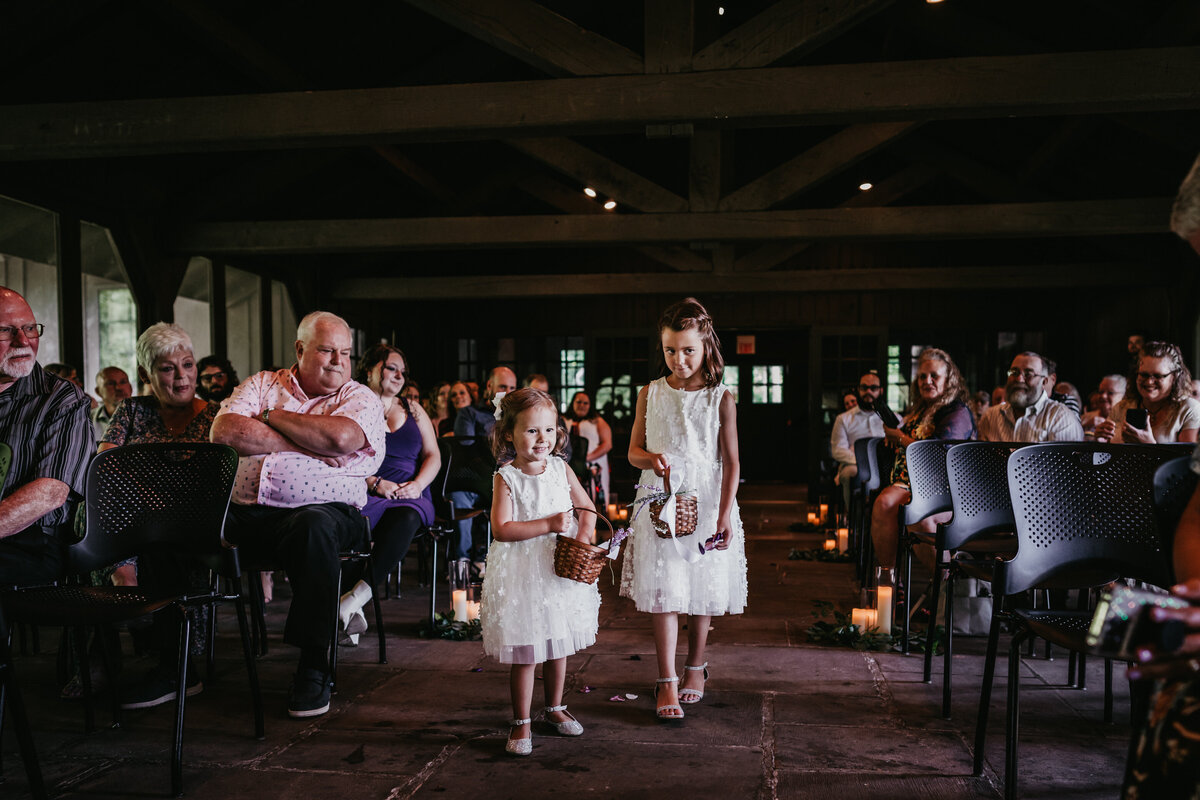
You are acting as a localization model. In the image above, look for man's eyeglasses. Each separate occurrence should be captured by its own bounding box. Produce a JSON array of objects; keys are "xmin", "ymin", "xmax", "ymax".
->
[
  {"xmin": 1006, "ymin": 368, "xmax": 1046, "ymax": 381},
  {"xmin": 1137, "ymin": 370, "xmax": 1177, "ymax": 383},
  {"xmin": 0, "ymin": 323, "xmax": 44, "ymax": 341},
  {"xmin": 199, "ymin": 371, "xmax": 227, "ymax": 382},
  {"xmin": 858, "ymin": 383, "xmax": 882, "ymax": 391}
]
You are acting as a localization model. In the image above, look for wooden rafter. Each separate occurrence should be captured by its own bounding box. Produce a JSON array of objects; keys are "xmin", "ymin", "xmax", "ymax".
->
[
  {"xmin": 175, "ymin": 199, "xmax": 1170, "ymax": 255},
  {"xmin": 719, "ymin": 121, "xmax": 920, "ymax": 211},
  {"xmin": 402, "ymin": 0, "xmax": 642, "ymax": 77},
  {"xmin": 4, "ymin": 47, "xmax": 1199, "ymax": 160},
  {"xmin": 333, "ymin": 262, "xmax": 1140, "ymax": 300},
  {"xmin": 693, "ymin": 0, "xmax": 896, "ymax": 71}
]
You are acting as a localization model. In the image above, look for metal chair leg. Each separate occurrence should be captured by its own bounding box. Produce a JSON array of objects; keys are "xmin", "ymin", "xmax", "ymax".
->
[
  {"xmin": 923, "ymin": 552, "xmax": 944, "ymax": 683},
  {"xmin": 973, "ymin": 600, "xmax": 1005, "ymax": 776},
  {"xmin": 1004, "ymin": 629, "xmax": 1030, "ymax": 800}
]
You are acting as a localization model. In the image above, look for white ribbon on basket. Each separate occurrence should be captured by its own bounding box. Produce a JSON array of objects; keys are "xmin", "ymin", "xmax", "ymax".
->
[{"xmin": 659, "ymin": 461, "xmax": 704, "ymax": 565}]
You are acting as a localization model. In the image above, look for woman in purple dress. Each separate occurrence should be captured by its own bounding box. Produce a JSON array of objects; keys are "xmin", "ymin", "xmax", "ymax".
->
[{"xmin": 338, "ymin": 344, "xmax": 441, "ymax": 644}]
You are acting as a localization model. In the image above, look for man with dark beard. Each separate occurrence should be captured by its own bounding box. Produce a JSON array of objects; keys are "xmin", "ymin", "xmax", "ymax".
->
[
  {"xmin": 830, "ymin": 370, "xmax": 886, "ymax": 510},
  {"xmin": 196, "ymin": 355, "xmax": 239, "ymax": 403},
  {"xmin": 0, "ymin": 287, "xmax": 93, "ymax": 587},
  {"xmin": 978, "ymin": 351, "xmax": 1083, "ymax": 442}
]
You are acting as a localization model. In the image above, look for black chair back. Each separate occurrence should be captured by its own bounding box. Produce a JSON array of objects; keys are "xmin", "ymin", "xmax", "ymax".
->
[
  {"xmin": 1000, "ymin": 443, "xmax": 1179, "ymax": 595},
  {"xmin": 899, "ymin": 439, "xmax": 960, "ymax": 525},
  {"xmin": 863, "ymin": 437, "xmax": 893, "ymax": 494},
  {"xmin": 437, "ymin": 435, "xmax": 496, "ymax": 506},
  {"xmin": 1152, "ymin": 455, "xmax": 1198, "ymax": 575},
  {"xmin": 70, "ymin": 443, "xmax": 239, "ymax": 576},
  {"xmin": 850, "ymin": 436, "xmax": 873, "ymax": 492},
  {"xmin": 940, "ymin": 442, "xmax": 1029, "ymax": 550}
]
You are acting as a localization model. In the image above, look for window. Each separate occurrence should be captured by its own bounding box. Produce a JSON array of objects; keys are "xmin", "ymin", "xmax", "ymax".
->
[
  {"xmin": 886, "ymin": 345, "xmax": 905, "ymax": 412},
  {"xmin": 594, "ymin": 336, "xmax": 650, "ymax": 420},
  {"xmin": 98, "ymin": 287, "xmax": 137, "ymax": 387},
  {"xmin": 559, "ymin": 347, "xmax": 585, "ymax": 411},
  {"xmin": 722, "ymin": 365, "xmax": 739, "ymax": 402},
  {"xmin": 752, "ymin": 365, "xmax": 783, "ymax": 404},
  {"xmin": 457, "ymin": 338, "xmax": 478, "ymax": 382}
]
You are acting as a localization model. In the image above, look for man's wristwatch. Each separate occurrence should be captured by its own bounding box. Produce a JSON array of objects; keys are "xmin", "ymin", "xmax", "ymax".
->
[{"xmin": 262, "ymin": 407, "xmax": 275, "ymax": 426}]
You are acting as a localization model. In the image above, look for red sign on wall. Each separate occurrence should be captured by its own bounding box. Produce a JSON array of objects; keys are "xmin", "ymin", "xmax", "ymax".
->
[{"xmin": 736, "ymin": 335, "xmax": 756, "ymax": 355}]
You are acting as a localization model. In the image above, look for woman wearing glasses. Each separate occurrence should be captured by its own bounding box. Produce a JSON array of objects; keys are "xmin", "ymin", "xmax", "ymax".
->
[{"xmin": 1098, "ymin": 341, "xmax": 1200, "ymax": 444}]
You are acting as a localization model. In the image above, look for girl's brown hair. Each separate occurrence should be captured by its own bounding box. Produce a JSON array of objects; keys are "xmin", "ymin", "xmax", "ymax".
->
[
  {"xmin": 491, "ymin": 387, "xmax": 568, "ymax": 464},
  {"xmin": 905, "ymin": 347, "xmax": 969, "ymax": 425},
  {"xmin": 658, "ymin": 297, "xmax": 724, "ymax": 388}
]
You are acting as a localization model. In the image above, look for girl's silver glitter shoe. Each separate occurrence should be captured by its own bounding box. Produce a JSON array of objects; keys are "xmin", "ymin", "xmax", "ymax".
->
[
  {"xmin": 544, "ymin": 704, "xmax": 584, "ymax": 736},
  {"xmin": 506, "ymin": 717, "xmax": 532, "ymax": 756}
]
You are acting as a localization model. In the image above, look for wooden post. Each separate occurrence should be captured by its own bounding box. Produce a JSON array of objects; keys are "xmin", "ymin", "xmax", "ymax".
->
[
  {"xmin": 209, "ymin": 259, "xmax": 228, "ymax": 357},
  {"xmin": 55, "ymin": 212, "xmax": 84, "ymax": 369}
]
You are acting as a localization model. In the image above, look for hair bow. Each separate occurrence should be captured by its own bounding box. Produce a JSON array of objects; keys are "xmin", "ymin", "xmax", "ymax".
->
[{"xmin": 492, "ymin": 391, "xmax": 507, "ymax": 421}]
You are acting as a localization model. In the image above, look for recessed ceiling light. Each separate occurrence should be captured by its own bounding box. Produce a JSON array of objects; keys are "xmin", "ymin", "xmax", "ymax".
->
[
  {"xmin": 926, "ymin": 0, "xmax": 944, "ymax": 4},
  {"xmin": 603, "ymin": 200, "xmax": 617, "ymax": 211},
  {"xmin": 718, "ymin": 6, "xmax": 725, "ymax": 14},
  {"xmin": 859, "ymin": 182, "xmax": 873, "ymax": 191},
  {"xmin": 583, "ymin": 187, "xmax": 597, "ymax": 198}
]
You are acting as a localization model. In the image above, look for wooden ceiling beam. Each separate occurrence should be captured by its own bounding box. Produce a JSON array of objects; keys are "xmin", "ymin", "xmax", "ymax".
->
[
  {"xmin": 402, "ymin": 0, "xmax": 642, "ymax": 77},
  {"xmin": 505, "ymin": 137, "xmax": 688, "ymax": 213},
  {"xmin": 333, "ymin": 262, "xmax": 1140, "ymax": 300},
  {"xmin": 5, "ymin": 47, "xmax": 1200, "ymax": 160},
  {"xmin": 693, "ymin": 0, "xmax": 896, "ymax": 71},
  {"xmin": 644, "ymin": 0, "xmax": 694, "ymax": 74},
  {"xmin": 175, "ymin": 198, "xmax": 1171, "ymax": 254},
  {"xmin": 719, "ymin": 121, "xmax": 920, "ymax": 211}
]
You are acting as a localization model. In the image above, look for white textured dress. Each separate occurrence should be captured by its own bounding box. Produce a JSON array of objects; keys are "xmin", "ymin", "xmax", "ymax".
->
[
  {"xmin": 481, "ymin": 458, "xmax": 601, "ymax": 664},
  {"xmin": 619, "ymin": 378, "xmax": 748, "ymax": 616}
]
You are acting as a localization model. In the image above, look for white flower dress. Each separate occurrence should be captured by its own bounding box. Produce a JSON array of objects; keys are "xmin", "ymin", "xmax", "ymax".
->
[
  {"xmin": 481, "ymin": 457, "xmax": 601, "ymax": 664},
  {"xmin": 619, "ymin": 378, "xmax": 748, "ymax": 616}
]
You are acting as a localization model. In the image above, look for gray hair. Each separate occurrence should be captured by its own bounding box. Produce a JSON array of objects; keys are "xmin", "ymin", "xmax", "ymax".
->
[
  {"xmin": 1170, "ymin": 152, "xmax": 1200, "ymax": 241},
  {"xmin": 135, "ymin": 322, "xmax": 194, "ymax": 375},
  {"xmin": 297, "ymin": 311, "xmax": 351, "ymax": 343},
  {"xmin": 1100, "ymin": 374, "xmax": 1127, "ymax": 393}
]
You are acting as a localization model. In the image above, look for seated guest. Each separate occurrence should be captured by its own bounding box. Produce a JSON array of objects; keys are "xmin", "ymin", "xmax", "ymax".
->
[
  {"xmin": 1192, "ymin": 378, "xmax": 1200, "ymax": 400},
  {"xmin": 442, "ymin": 380, "xmax": 473, "ymax": 437},
  {"xmin": 46, "ymin": 362, "xmax": 97, "ymax": 408},
  {"xmin": 424, "ymin": 381, "xmax": 451, "ymax": 435},
  {"xmin": 841, "ymin": 390, "xmax": 857, "ymax": 412},
  {"xmin": 337, "ymin": 344, "xmax": 440, "ymax": 645},
  {"xmin": 401, "ymin": 379, "xmax": 421, "ymax": 406},
  {"xmin": 196, "ymin": 355, "xmax": 239, "ymax": 403},
  {"xmin": 450, "ymin": 367, "xmax": 514, "ymax": 567},
  {"xmin": 1081, "ymin": 375, "xmax": 1126, "ymax": 440},
  {"xmin": 90, "ymin": 365, "xmax": 133, "ymax": 442},
  {"xmin": 830, "ymin": 371, "xmax": 885, "ymax": 511},
  {"xmin": 978, "ymin": 352, "xmax": 1084, "ymax": 442},
  {"xmin": 563, "ymin": 390, "xmax": 613, "ymax": 507},
  {"xmin": 0, "ymin": 287, "xmax": 93, "ymax": 589},
  {"xmin": 1052, "ymin": 381, "xmax": 1083, "ymax": 417},
  {"xmin": 523, "ymin": 373, "xmax": 549, "ymax": 392},
  {"xmin": 871, "ymin": 348, "xmax": 976, "ymax": 574},
  {"xmin": 1099, "ymin": 342, "xmax": 1200, "ymax": 444},
  {"xmin": 990, "ymin": 385, "xmax": 1006, "ymax": 408},
  {"xmin": 971, "ymin": 389, "xmax": 991, "ymax": 421},
  {"xmin": 213, "ymin": 311, "xmax": 385, "ymax": 716}
]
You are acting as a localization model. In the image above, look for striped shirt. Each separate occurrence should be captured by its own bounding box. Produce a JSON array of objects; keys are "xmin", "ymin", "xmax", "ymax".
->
[{"xmin": 0, "ymin": 362, "xmax": 94, "ymax": 532}]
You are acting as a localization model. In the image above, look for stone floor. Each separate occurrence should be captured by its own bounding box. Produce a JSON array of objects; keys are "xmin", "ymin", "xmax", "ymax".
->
[{"xmin": 2, "ymin": 484, "xmax": 1133, "ymax": 799}]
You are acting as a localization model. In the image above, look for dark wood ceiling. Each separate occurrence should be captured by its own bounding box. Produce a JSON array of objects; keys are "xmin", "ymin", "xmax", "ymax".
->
[{"xmin": 1, "ymin": 0, "xmax": 1198, "ymax": 305}]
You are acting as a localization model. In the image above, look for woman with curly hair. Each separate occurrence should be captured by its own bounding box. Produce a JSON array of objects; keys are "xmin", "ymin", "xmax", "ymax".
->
[
  {"xmin": 1098, "ymin": 341, "xmax": 1200, "ymax": 444},
  {"xmin": 870, "ymin": 348, "xmax": 977, "ymax": 572}
]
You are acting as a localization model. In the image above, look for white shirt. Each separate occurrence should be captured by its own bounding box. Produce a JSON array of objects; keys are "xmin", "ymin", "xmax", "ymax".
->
[
  {"xmin": 831, "ymin": 406, "xmax": 886, "ymax": 466},
  {"xmin": 978, "ymin": 392, "xmax": 1083, "ymax": 443}
]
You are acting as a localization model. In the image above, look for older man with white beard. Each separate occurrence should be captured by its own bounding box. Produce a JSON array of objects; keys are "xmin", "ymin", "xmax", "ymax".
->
[
  {"xmin": 0, "ymin": 287, "xmax": 94, "ymax": 587},
  {"xmin": 978, "ymin": 351, "xmax": 1084, "ymax": 442}
]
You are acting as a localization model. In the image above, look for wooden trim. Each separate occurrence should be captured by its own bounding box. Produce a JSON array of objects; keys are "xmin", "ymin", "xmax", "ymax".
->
[
  {"xmin": 55, "ymin": 213, "xmax": 84, "ymax": 369},
  {"xmin": 176, "ymin": 199, "xmax": 1172, "ymax": 254},
  {"xmin": 5, "ymin": 47, "xmax": 1200, "ymax": 159}
]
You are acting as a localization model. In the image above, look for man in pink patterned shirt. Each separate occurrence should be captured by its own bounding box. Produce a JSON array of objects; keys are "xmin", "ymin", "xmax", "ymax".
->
[{"xmin": 212, "ymin": 311, "xmax": 385, "ymax": 718}]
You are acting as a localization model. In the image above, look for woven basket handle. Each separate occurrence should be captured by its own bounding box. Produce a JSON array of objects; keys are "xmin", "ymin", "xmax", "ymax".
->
[
  {"xmin": 571, "ymin": 506, "xmax": 615, "ymax": 538},
  {"xmin": 661, "ymin": 465, "xmax": 672, "ymax": 496}
]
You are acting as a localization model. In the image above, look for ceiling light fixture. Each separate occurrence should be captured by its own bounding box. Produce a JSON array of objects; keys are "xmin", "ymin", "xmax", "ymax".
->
[
  {"xmin": 859, "ymin": 182, "xmax": 873, "ymax": 191},
  {"xmin": 603, "ymin": 200, "xmax": 617, "ymax": 211},
  {"xmin": 718, "ymin": 6, "xmax": 725, "ymax": 14},
  {"xmin": 583, "ymin": 186, "xmax": 597, "ymax": 198}
]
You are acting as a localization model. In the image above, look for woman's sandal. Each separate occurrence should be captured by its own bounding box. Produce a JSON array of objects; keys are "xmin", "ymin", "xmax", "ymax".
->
[
  {"xmin": 544, "ymin": 704, "xmax": 584, "ymax": 736},
  {"xmin": 506, "ymin": 717, "xmax": 532, "ymax": 756},
  {"xmin": 679, "ymin": 662, "xmax": 709, "ymax": 704},
  {"xmin": 654, "ymin": 676, "xmax": 685, "ymax": 721}
]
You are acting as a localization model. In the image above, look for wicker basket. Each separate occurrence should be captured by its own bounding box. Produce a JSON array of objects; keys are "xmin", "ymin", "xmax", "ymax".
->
[
  {"xmin": 553, "ymin": 508, "xmax": 616, "ymax": 585},
  {"xmin": 651, "ymin": 466, "xmax": 699, "ymax": 539}
]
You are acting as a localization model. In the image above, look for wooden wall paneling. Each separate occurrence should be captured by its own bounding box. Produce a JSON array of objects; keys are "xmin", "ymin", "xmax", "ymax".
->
[{"xmin": 55, "ymin": 212, "xmax": 84, "ymax": 369}]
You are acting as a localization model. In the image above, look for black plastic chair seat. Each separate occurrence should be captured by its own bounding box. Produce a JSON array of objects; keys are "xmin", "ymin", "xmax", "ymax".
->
[
  {"xmin": 1013, "ymin": 609, "xmax": 1092, "ymax": 650},
  {"xmin": 954, "ymin": 534, "xmax": 1016, "ymax": 555},
  {"xmin": 6, "ymin": 586, "xmax": 178, "ymax": 626}
]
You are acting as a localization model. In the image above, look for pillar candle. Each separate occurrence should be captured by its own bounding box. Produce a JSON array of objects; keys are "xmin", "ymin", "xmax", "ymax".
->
[
  {"xmin": 807, "ymin": 511, "xmax": 818, "ymax": 525},
  {"xmin": 823, "ymin": 538, "xmax": 837, "ymax": 551},
  {"xmin": 836, "ymin": 528, "xmax": 849, "ymax": 553},
  {"xmin": 452, "ymin": 589, "xmax": 468, "ymax": 621},
  {"xmin": 851, "ymin": 608, "xmax": 877, "ymax": 631},
  {"xmin": 819, "ymin": 503, "xmax": 829, "ymax": 522},
  {"xmin": 876, "ymin": 585, "xmax": 893, "ymax": 636}
]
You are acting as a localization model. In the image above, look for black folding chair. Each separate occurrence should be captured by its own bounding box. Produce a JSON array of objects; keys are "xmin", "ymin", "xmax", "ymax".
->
[
  {"xmin": 0, "ymin": 443, "xmax": 261, "ymax": 798},
  {"xmin": 972, "ymin": 443, "xmax": 1184, "ymax": 800}
]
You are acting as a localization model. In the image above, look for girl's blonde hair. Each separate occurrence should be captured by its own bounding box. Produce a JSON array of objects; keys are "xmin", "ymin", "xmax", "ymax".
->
[
  {"xmin": 491, "ymin": 387, "xmax": 568, "ymax": 464},
  {"xmin": 658, "ymin": 297, "xmax": 724, "ymax": 388},
  {"xmin": 905, "ymin": 347, "xmax": 968, "ymax": 426}
]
